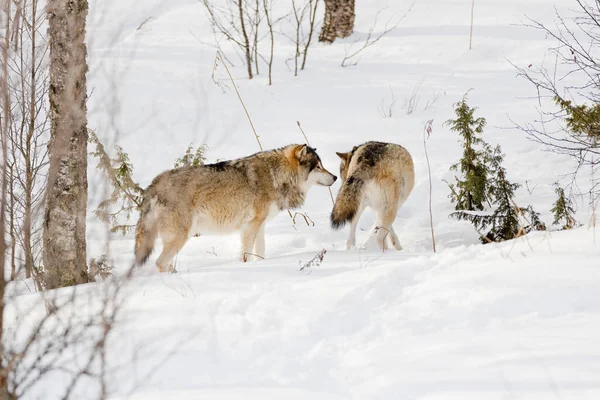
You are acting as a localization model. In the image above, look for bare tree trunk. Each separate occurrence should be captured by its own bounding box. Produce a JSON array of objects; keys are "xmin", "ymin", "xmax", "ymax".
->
[
  {"xmin": 43, "ymin": 0, "xmax": 89, "ymax": 289},
  {"xmin": 8, "ymin": 163, "xmax": 16, "ymax": 280},
  {"xmin": 1, "ymin": 0, "xmax": 13, "ymax": 394},
  {"xmin": 263, "ymin": 0, "xmax": 274, "ymax": 85},
  {"xmin": 23, "ymin": 165, "xmax": 33, "ymax": 278},
  {"xmin": 292, "ymin": 0, "xmax": 302, "ymax": 77},
  {"xmin": 319, "ymin": 0, "xmax": 355, "ymax": 43},
  {"xmin": 237, "ymin": 0, "xmax": 253, "ymax": 79},
  {"xmin": 23, "ymin": 0, "xmax": 39, "ymax": 279},
  {"xmin": 253, "ymin": 0, "xmax": 259, "ymax": 76},
  {"xmin": 301, "ymin": 0, "xmax": 319, "ymax": 70},
  {"xmin": 469, "ymin": 0, "xmax": 475, "ymax": 50}
]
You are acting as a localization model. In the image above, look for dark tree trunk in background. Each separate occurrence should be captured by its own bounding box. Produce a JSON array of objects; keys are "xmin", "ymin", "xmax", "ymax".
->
[{"xmin": 319, "ymin": 0, "xmax": 355, "ymax": 43}]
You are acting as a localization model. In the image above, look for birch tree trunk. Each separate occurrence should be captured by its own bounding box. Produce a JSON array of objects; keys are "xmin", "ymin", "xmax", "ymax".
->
[
  {"xmin": 319, "ymin": 0, "xmax": 355, "ymax": 44},
  {"xmin": 43, "ymin": 0, "xmax": 89, "ymax": 289}
]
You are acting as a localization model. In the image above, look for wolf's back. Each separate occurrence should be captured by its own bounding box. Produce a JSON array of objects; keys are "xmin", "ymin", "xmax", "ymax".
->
[{"xmin": 331, "ymin": 175, "xmax": 364, "ymax": 229}]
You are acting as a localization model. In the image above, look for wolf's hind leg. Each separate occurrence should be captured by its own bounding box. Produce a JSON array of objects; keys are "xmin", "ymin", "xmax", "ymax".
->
[
  {"xmin": 375, "ymin": 207, "xmax": 398, "ymax": 251},
  {"xmin": 347, "ymin": 204, "xmax": 366, "ymax": 250},
  {"xmin": 389, "ymin": 226, "xmax": 403, "ymax": 251},
  {"xmin": 156, "ymin": 229, "xmax": 189, "ymax": 273}
]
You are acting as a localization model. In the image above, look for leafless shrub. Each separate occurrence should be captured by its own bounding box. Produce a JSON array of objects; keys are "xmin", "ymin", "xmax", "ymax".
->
[
  {"xmin": 202, "ymin": 0, "xmax": 255, "ymax": 79},
  {"xmin": 1, "ymin": 0, "xmax": 49, "ymax": 282},
  {"xmin": 512, "ymin": 1, "xmax": 600, "ymax": 205},
  {"xmin": 284, "ymin": 0, "xmax": 319, "ymax": 76},
  {"xmin": 402, "ymin": 79, "xmax": 421, "ymax": 115},
  {"xmin": 203, "ymin": 0, "xmax": 320, "ymax": 83},
  {"xmin": 422, "ymin": 89, "xmax": 444, "ymax": 111},
  {"xmin": 377, "ymin": 85, "xmax": 396, "ymax": 118},
  {"xmin": 341, "ymin": 3, "xmax": 415, "ymax": 67}
]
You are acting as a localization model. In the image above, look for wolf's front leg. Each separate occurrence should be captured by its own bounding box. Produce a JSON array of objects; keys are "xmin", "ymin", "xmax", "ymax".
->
[
  {"xmin": 240, "ymin": 219, "xmax": 264, "ymax": 262},
  {"xmin": 253, "ymin": 222, "xmax": 266, "ymax": 259}
]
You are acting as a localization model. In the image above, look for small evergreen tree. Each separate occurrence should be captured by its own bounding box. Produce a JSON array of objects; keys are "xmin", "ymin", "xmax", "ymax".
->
[
  {"xmin": 174, "ymin": 143, "xmax": 209, "ymax": 168},
  {"xmin": 445, "ymin": 93, "xmax": 492, "ymax": 229},
  {"xmin": 446, "ymin": 95, "xmax": 545, "ymax": 243},
  {"xmin": 550, "ymin": 183, "xmax": 576, "ymax": 230},
  {"xmin": 483, "ymin": 145, "xmax": 524, "ymax": 242},
  {"xmin": 554, "ymin": 96, "xmax": 600, "ymax": 141}
]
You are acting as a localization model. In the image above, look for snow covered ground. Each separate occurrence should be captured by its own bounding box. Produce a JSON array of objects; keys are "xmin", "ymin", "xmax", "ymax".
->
[{"xmin": 8, "ymin": 0, "xmax": 600, "ymax": 398}]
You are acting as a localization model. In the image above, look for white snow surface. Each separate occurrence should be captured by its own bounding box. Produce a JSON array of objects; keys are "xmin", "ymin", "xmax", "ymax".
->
[{"xmin": 8, "ymin": 0, "xmax": 600, "ymax": 398}]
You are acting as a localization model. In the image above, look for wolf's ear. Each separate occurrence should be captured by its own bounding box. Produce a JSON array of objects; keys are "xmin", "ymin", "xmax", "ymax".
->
[
  {"xmin": 336, "ymin": 151, "xmax": 349, "ymax": 161},
  {"xmin": 295, "ymin": 144, "xmax": 309, "ymax": 158}
]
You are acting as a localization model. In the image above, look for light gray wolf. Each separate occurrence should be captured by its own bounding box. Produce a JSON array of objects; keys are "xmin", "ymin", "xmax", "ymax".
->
[
  {"xmin": 331, "ymin": 141, "xmax": 414, "ymax": 251},
  {"xmin": 135, "ymin": 144, "xmax": 336, "ymax": 272}
]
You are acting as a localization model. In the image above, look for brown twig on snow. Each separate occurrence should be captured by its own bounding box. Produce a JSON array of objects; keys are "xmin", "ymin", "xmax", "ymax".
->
[
  {"xmin": 300, "ymin": 249, "xmax": 327, "ymax": 271},
  {"xmin": 292, "ymin": 211, "xmax": 315, "ymax": 226}
]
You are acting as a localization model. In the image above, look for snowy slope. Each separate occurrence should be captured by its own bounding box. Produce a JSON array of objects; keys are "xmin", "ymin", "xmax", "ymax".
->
[{"xmin": 10, "ymin": 0, "xmax": 600, "ymax": 398}]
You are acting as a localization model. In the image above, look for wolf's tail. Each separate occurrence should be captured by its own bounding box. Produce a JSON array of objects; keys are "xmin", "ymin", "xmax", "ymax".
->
[
  {"xmin": 331, "ymin": 175, "xmax": 365, "ymax": 229},
  {"xmin": 134, "ymin": 195, "xmax": 159, "ymax": 266}
]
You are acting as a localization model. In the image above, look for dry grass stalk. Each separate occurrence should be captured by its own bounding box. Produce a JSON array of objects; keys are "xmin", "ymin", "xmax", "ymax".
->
[
  {"xmin": 214, "ymin": 51, "xmax": 263, "ymax": 150},
  {"xmin": 423, "ymin": 120, "xmax": 437, "ymax": 252}
]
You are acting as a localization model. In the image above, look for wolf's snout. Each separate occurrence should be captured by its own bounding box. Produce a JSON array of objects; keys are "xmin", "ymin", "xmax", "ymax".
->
[{"xmin": 333, "ymin": 175, "xmax": 338, "ymax": 182}]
